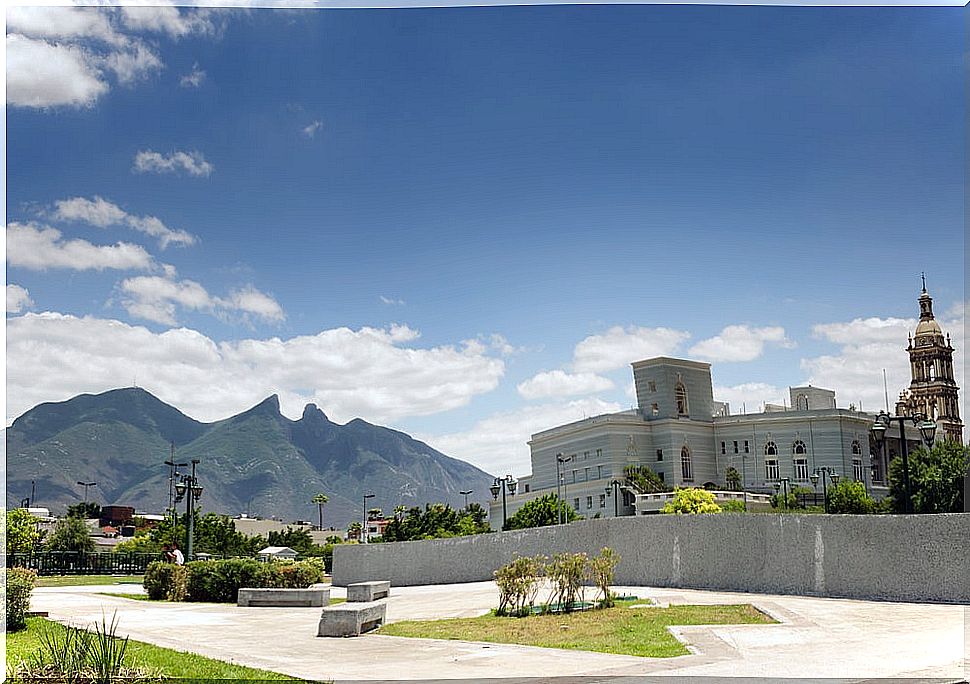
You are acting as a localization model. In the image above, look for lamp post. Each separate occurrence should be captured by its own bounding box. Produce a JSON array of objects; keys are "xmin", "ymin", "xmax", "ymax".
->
[
  {"xmin": 811, "ymin": 467, "xmax": 838, "ymax": 513},
  {"xmin": 556, "ymin": 454, "xmax": 571, "ymax": 525},
  {"xmin": 76, "ymin": 480, "xmax": 97, "ymax": 505},
  {"xmin": 870, "ymin": 410, "xmax": 937, "ymax": 514},
  {"xmin": 459, "ymin": 490, "xmax": 473, "ymax": 510},
  {"xmin": 174, "ymin": 459, "xmax": 202, "ymax": 560},
  {"xmin": 489, "ymin": 475, "xmax": 517, "ymax": 528},
  {"xmin": 606, "ymin": 479, "xmax": 622, "ymax": 517},
  {"xmin": 778, "ymin": 477, "xmax": 791, "ymax": 510},
  {"xmin": 362, "ymin": 493, "xmax": 375, "ymax": 543},
  {"xmin": 164, "ymin": 458, "xmax": 187, "ymax": 530}
]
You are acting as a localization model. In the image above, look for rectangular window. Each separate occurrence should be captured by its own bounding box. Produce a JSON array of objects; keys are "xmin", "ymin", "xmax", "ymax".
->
[
  {"xmin": 571, "ymin": 470, "xmax": 577, "ymax": 484},
  {"xmin": 596, "ymin": 448, "xmax": 602, "ymax": 459},
  {"xmin": 852, "ymin": 458, "xmax": 864, "ymax": 481},
  {"xmin": 651, "ymin": 403, "xmax": 659, "ymax": 416},
  {"xmin": 794, "ymin": 458, "xmax": 808, "ymax": 480},
  {"xmin": 744, "ymin": 440, "xmax": 750, "ymax": 453},
  {"xmin": 583, "ymin": 450, "xmax": 589, "ymax": 460},
  {"xmin": 658, "ymin": 471, "xmax": 665, "ymax": 482},
  {"xmin": 599, "ymin": 493, "xmax": 606, "ymax": 508},
  {"xmin": 573, "ymin": 497, "xmax": 580, "ymax": 511},
  {"xmin": 721, "ymin": 441, "xmax": 726, "ymax": 455},
  {"xmin": 656, "ymin": 449, "xmax": 663, "ymax": 461},
  {"xmin": 524, "ymin": 484, "xmax": 530, "ymax": 493},
  {"xmin": 648, "ymin": 381, "xmax": 656, "ymax": 392},
  {"xmin": 586, "ymin": 496, "xmax": 593, "ymax": 509},
  {"xmin": 765, "ymin": 459, "xmax": 779, "ymax": 480},
  {"xmin": 584, "ymin": 467, "xmax": 590, "ymax": 481},
  {"xmin": 597, "ymin": 465, "xmax": 603, "ymax": 480},
  {"xmin": 733, "ymin": 441, "xmax": 739, "ymax": 454}
]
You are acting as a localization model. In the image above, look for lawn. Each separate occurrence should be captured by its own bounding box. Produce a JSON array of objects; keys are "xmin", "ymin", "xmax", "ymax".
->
[
  {"xmin": 6, "ymin": 617, "xmax": 301, "ymax": 680},
  {"xmin": 379, "ymin": 602, "xmax": 774, "ymax": 658},
  {"xmin": 34, "ymin": 574, "xmax": 145, "ymax": 588}
]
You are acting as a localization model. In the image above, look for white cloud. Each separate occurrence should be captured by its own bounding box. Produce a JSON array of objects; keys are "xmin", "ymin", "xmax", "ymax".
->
[
  {"xmin": 572, "ymin": 325, "xmax": 690, "ymax": 373},
  {"xmin": 6, "ymin": 6, "xmax": 126, "ymax": 45},
  {"xmin": 52, "ymin": 196, "xmax": 196, "ymax": 248},
  {"xmin": 302, "ymin": 120, "xmax": 323, "ymax": 138},
  {"xmin": 6, "ymin": 285, "xmax": 34, "ymax": 314},
  {"xmin": 99, "ymin": 42, "xmax": 163, "ymax": 85},
  {"xmin": 133, "ymin": 150, "xmax": 214, "ymax": 177},
  {"xmin": 120, "ymin": 276, "xmax": 285, "ymax": 325},
  {"xmin": 6, "ymin": 34, "xmax": 109, "ymax": 108},
  {"xmin": 380, "ymin": 295, "xmax": 405, "ymax": 305},
  {"xmin": 712, "ymin": 382, "xmax": 787, "ymax": 414},
  {"xmin": 5, "ymin": 314, "xmax": 506, "ymax": 428},
  {"xmin": 419, "ymin": 398, "xmax": 624, "ymax": 477},
  {"xmin": 119, "ymin": 5, "xmax": 215, "ymax": 40},
  {"xmin": 7, "ymin": 222, "xmax": 155, "ymax": 272},
  {"xmin": 689, "ymin": 325, "xmax": 793, "ymax": 363},
  {"xmin": 517, "ymin": 370, "xmax": 614, "ymax": 400},
  {"xmin": 179, "ymin": 63, "xmax": 206, "ymax": 88}
]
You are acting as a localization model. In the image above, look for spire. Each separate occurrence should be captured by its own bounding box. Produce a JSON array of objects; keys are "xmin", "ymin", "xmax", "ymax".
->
[{"xmin": 921, "ymin": 271, "xmax": 926, "ymax": 293}]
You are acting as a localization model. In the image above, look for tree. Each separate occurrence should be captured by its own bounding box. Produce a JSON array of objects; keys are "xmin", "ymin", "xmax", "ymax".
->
[
  {"xmin": 623, "ymin": 464, "xmax": 670, "ymax": 494},
  {"xmin": 312, "ymin": 493, "xmax": 329, "ymax": 530},
  {"xmin": 267, "ymin": 527, "xmax": 318, "ymax": 555},
  {"xmin": 46, "ymin": 516, "xmax": 96, "ymax": 553},
  {"xmin": 382, "ymin": 503, "xmax": 490, "ymax": 542},
  {"xmin": 149, "ymin": 511, "xmax": 264, "ymax": 556},
  {"xmin": 889, "ymin": 442, "xmax": 969, "ymax": 513},
  {"xmin": 724, "ymin": 467, "xmax": 742, "ymax": 491},
  {"xmin": 6, "ymin": 508, "xmax": 41, "ymax": 554},
  {"xmin": 502, "ymin": 494, "xmax": 580, "ymax": 531},
  {"xmin": 114, "ymin": 534, "xmax": 162, "ymax": 554},
  {"xmin": 347, "ymin": 521, "xmax": 363, "ymax": 541},
  {"xmin": 661, "ymin": 487, "xmax": 721, "ymax": 514},
  {"xmin": 66, "ymin": 502, "xmax": 102, "ymax": 520},
  {"xmin": 825, "ymin": 480, "xmax": 876, "ymax": 514}
]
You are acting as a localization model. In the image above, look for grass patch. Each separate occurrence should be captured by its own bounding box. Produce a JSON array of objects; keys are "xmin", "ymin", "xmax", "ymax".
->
[
  {"xmin": 6, "ymin": 617, "xmax": 299, "ymax": 680},
  {"xmin": 379, "ymin": 603, "xmax": 774, "ymax": 658},
  {"xmin": 35, "ymin": 574, "xmax": 144, "ymax": 588}
]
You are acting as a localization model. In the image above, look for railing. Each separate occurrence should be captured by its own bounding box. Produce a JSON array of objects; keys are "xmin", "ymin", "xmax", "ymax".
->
[{"xmin": 7, "ymin": 551, "xmax": 162, "ymax": 575}]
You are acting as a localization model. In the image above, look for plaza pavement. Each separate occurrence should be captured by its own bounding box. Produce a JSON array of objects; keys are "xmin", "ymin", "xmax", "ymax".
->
[{"xmin": 30, "ymin": 582, "xmax": 968, "ymax": 682}]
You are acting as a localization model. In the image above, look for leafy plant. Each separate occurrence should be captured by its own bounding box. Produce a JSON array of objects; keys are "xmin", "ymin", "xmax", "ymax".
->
[
  {"xmin": 143, "ymin": 561, "xmax": 188, "ymax": 601},
  {"xmin": 6, "ymin": 508, "xmax": 42, "ymax": 555},
  {"xmin": 6, "ymin": 568, "xmax": 37, "ymax": 631},
  {"xmin": 889, "ymin": 442, "xmax": 969, "ymax": 513},
  {"xmin": 45, "ymin": 516, "xmax": 96, "ymax": 553},
  {"xmin": 382, "ymin": 502, "xmax": 491, "ymax": 541},
  {"xmin": 661, "ymin": 487, "xmax": 721, "ymax": 514},
  {"xmin": 502, "ymin": 494, "xmax": 579, "ymax": 531},
  {"xmin": 588, "ymin": 548, "xmax": 620, "ymax": 608},
  {"xmin": 724, "ymin": 467, "xmax": 742, "ymax": 491},
  {"xmin": 624, "ymin": 464, "xmax": 671, "ymax": 494},
  {"xmin": 826, "ymin": 480, "xmax": 876, "ymax": 514},
  {"xmin": 494, "ymin": 554, "xmax": 545, "ymax": 617},
  {"xmin": 719, "ymin": 499, "xmax": 746, "ymax": 513},
  {"xmin": 546, "ymin": 552, "xmax": 589, "ymax": 612}
]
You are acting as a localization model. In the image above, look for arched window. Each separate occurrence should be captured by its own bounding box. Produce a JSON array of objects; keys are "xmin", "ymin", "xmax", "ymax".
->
[
  {"xmin": 675, "ymin": 383, "xmax": 689, "ymax": 416},
  {"xmin": 764, "ymin": 441, "xmax": 777, "ymax": 456},
  {"xmin": 796, "ymin": 394, "xmax": 809, "ymax": 411},
  {"xmin": 681, "ymin": 446, "xmax": 693, "ymax": 481},
  {"xmin": 792, "ymin": 440, "xmax": 806, "ymax": 455},
  {"xmin": 764, "ymin": 441, "xmax": 779, "ymax": 480},
  {"xmin": 851, "ymin": 440, "xmax": 862, "ymax": 455}
]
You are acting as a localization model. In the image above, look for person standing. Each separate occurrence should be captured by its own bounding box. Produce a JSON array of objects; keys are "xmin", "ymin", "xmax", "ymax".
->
[{"xmin": 171, "ymin": 542, "xmax": 184, "ymax": 565}]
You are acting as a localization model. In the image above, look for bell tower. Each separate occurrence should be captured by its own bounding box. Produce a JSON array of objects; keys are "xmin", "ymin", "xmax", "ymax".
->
[{"xmin": 905, "ymin": 276, "xmax": 963, "ymax": 442}]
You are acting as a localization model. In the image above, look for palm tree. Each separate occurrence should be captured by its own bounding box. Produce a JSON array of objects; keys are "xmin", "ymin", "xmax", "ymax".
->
[{"xmin": 312, "ymin": 493, "xmax": 329, "ymax": 530}]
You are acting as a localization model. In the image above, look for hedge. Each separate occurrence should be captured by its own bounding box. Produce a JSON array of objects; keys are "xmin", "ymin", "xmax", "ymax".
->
[
  {"xmin": 7, "ymin": 568, "xmax": 37, "ymax": 631},
  {"xmin": 144, "ymin": 561, "xmax": 188, "ymax": 601},
  {"xmin": 143, "ymin": 558, "xmax": 325, "ymax": 603}
]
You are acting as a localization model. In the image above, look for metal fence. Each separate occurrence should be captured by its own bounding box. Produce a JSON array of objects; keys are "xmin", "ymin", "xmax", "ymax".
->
[{"xmin": 7, "ymin": 551, "xmax": 162, "ymax": 575}]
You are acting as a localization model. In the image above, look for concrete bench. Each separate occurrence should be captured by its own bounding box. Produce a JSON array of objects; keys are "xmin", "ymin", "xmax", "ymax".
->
[
  {"xmin": 317, "ymin": 600, "xmax": 386, "ymax": 637},
  {"xmin": 237, "ymin": 587, "xmax": 330, "ymax": 607},
  {"xmin": 347, "ymin": 580, "xmax": 390, "ymax": 602}
]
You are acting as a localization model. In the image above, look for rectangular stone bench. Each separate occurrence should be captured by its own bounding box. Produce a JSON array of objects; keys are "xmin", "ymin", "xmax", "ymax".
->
[
  {"xmin": 347, "ymin": 580, "xmax": 390, "ymax": 602},
  {"xmin": 317, "ymin": 600, "xmax": 386, "ymax": 637},
  {"xmin": 237, "ymin": 587, "xmax": 330, "ymax": 607}
]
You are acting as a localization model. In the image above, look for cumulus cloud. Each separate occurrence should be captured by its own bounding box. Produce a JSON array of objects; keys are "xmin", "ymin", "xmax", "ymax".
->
[
  {"xmin": 5, "ymin": 313, "xmax": 506, "ymax": 427},
  {"xmin": 689, "ymin": 325, "xmax": 793, "ymax": 363},
  {"xmin": 179, "ymin": 63, "xmax": 206, "ymax": 88},
  {"xmin": 6, "ymin": 34, "xmax": 109, "ymax": 108},
  {"xmin": 380, "ymin": 295, "xmax": 405, "ymax": 305},
  {"xmin": 517, "ymin": 370, "xmax": 614, "ymax": 400},
  {"xmin": 712, "ymin": 382, "xmax": 787, "ymax": 414},
  {"xmin": 418, "ymin": 398, "xmax": 624, "ymax": 476},
  {"xmin": 133, "ymin": 150, "xmax": 213, "ymax": 177},
  {"xmin": 302, "ymin": 120, "xmax": 323, "ymax": 138},
  {"xmin": 7, "ymin": 222, "xmax": 155, "ymax": 272},
  {"xmin": 53, "ymin": 196, "xmax": 196, "ymax": 248},
  {"xmin": 119, "ymin": 4, "xmax": 216, "ymax": 40},
  {"xmin": 6, "ymin": 285, "xmax": 34, "ymax": 314},
  {"xmin": 120, "ymin": 276, "xmax": 284, "ymax": 326},
  {"xmin": 572, "ymin": 326, "xmax": 690, "ymax": 373}
]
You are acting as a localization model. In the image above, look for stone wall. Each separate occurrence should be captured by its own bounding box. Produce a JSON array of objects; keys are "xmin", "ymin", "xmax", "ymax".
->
[{"xmin": 333, "ymin": 513, "xmax": 970, "ymax": 603}]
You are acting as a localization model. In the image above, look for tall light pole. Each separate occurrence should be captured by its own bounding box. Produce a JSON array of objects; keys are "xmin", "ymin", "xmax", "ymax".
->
[
  {"xmin": 607, "ymin": 479, "xmax": 621, "ymax": 517},
  {"xmin": 459, "ymin": 490, "xmax": 473, "ymax": 510},
  {"xmin": 489, "ymin": 475, "xmax": 517, "ymax": 529},
  {"xmin": 556, "ymin": 454, "xmax": 571, "ymax": 525},
  {"xmin": 164, "ymin": 457, "xmax": 187, "ymax": 531},
  {"xmin": 870, "ymin": 410, "xmax": 937, "ymax": 514},
  {"xmin": 362, "ymin": 493, "xmax": 375, "ymax": 543},
  {"xmin": 811, "ymin": 467, "xmax": 838, "ymax": 513},
  {"xmin": 174, "ymin": 459, "xmax": 202, "ymax": 560},
  {"xmin": 76, "ymin": 481, "xmax": 97, "ymax": 506}
]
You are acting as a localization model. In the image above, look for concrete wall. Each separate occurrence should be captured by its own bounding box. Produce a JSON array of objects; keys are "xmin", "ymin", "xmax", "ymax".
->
[{"xmin": 333, "ymin": 513, "xmax": 970, "ymax": 604}]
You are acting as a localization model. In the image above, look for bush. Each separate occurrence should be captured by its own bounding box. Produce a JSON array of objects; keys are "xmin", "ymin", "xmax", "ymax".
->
[
  {"xmin": 45, "ymin": 516, "xmax": 96, "ymax": 553},
  {"xmin": 7, "ymin": 568, "xmax": 37, "ymax": 631},
  {"xmin": 502, "ymin": 494, "xmax": 579, "ymax": 531},
  {"xmin": 183, "ymin": 558, "xmax": 325, "ymax": 602},
  {"xmin": 7, "ymin": 508, "xmax": 42, "ymax": 555},
  {"xmin": 547, "ymin": 552, "xmax": 589, "ymax": 612},
  {"xmin": 276, "ymin": 558, "xmax": 325, "ymax": 588},
  {"xmin": 143, "ymin": 561, "xmax": 188, "ymax": 601},
  {"xmin": 662, "ymin": 487, "xmax": 721, "ymax": 514},
  {"xmin": 588, "ymin": 547, "xmax": 620, "ymax": 608},
  {"xmin": 720, "ymin": 499, "xmax": 746, "ymax": 513},
  {"xmin": 494, "ymin": 554, "xmax": 545, "ymax": 617},
  {"xmin": 826, "ymin": 480, "xmax": 876, "ymax": 514}
]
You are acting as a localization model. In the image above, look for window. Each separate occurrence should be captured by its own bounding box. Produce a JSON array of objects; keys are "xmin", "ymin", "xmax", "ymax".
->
[
  {"xmin": 681, "ymin": 446, "xmax": 693, "ymax": 481},
  {"xmin": 675, "ymin": 383, "xmax": 689, "ymax": 415},
  {"xmin": 648, "ymin": 381, "xmax": 656, "ymax": 392},
  {"xmin": 852, "ymin": 458, "xmax": 864, "ymax": 481},
  {"xmin": 744, "ymin": 440, "xmax": 749, "ymax": 453},
  {"xmin": 656, "ymin": 449, "xmax": 664, "ymax": 461},
  {"xmin": 651, "ymin": 403, "xmax": 659, "ymax": 416},
  {"xmin": 851, "ymin": 440, "xmax": 862, "ymax": 456},
  {"xmin": 794, "ymin": 458, "xmax": 808, "ymax": 480},
  {"xmin": 765, "ymin": 441, "xmax": 777, "ymax": 456},
  {"xmin": 596, "ymin": 448, "xmax": 602, "ymax": 459},
  {"xmin": 586, "ymin": 496, "xmax": 593, "ymax": 509},
  {"xmin": 584, "ymin": 467, "xmax": 590, "ymax": 481},
  {"xmin": 524, "ymin": 484, "xmax": 530, "ymax": 493},
  {"xmin": 599, "ymin": 493, "xmax": 606, "ymax": 508},
  {"xmin": 571, "ymin": 469, "xmax": 577, "ymax": 483},
  {"xmin": 720, "ymin": 441, "xmax": 726, "ymax": 455},
  {"xmin": 597, "ymin": 465, "xmax": 603, "ymax": 480},
  {"xmin": 573, "ymin": 498, "xmax": 580, "ymax": 511},
  {"xmin": 583, "ymin": 450, "xmax": 590, "ymax": 460},
  {"xmin": 765, "ymin": 459, "xmax": 779, "ymax": 480},
  {"xmin": 796, "ymin": 394, "xmax": 809, "ymax": 411},
  {"xmin": 658, "ymin": 471, "xmax": 665, "ymax": 482},
  {"xmin": 733, "ymin": 441, "xmax": 739, "ymax": 454}
]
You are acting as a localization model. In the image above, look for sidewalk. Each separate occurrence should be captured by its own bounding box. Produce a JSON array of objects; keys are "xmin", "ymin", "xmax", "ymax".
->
[{"xmin": 31, "ymin": 582, "xmax": 968, "ymax": 682}]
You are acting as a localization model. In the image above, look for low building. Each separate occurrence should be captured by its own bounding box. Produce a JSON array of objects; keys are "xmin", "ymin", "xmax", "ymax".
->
[{"xmin": 257, "ymin": 546, "xmax": 299, "ymax": 561}]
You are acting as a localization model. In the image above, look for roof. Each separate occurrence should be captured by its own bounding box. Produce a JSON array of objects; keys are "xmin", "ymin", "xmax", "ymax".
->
[{"xmin": 257, "ymin": 546, "xmax": 298, "ymax": 555}]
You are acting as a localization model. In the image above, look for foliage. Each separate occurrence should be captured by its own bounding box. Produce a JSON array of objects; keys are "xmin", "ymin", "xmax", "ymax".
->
[
  {"xmin": 719, "ymin": 499, "xmax": 746, "ymax": 513},
  {"xmin": 546, "ymin": 552, "xmax": 589, "ymax": 612},
  {"xmin": 889, "ymin": 442, "xmax": 969, "ymax": 513},
  {"xmin": 502, "ymin": 494, "xmax": 579, "ymax": 531},
  {"xmin": 45, "ymin": 516, "xmax": 96, "ymax": 553},
  {"xmin": 724, "ymin": 467, "xmax": 742, "ymax": 491},
  {"xmin": 7, "ymin": 508, "xmax": 42, "ymax": 555},
  {"xmin": 182, "ymin": 558, "xmax": 324, "ymax": 602},
  {"xmin": 113, "ymin": 534, "xmax": 162, "ymax": 554},
  {"xmin": 381, "ymin": 502, "xmax": 490, "ymax": 541},
  {"xmin": 661, "ymin": 488, "xmax": 721, "ymax": 515},
  {"xmin": 826, "ymin": 480, "xmax": 876, "ymax": 514},
  {"xmin": 588, "ymin": 548, "xmax": 620, "ymax": 608},
  {"xmin": 143, "ymin": 561, "xmax": 188, "ymax": 601},
  {"xmin": 149, "ymin": 511, "xmax": 265, "ymax": 557},
  {"xmin": 623, "ymin": 464, "xmax": 670, "ymax": 494},
  {"xmin": 311, "ymin": 493, "xmax": 328, "ymax": 529},
  {"xmin": 6, "ymin": 568, "xmax": 37, "ymax": 632},
  {"xmin": 494, "ymin": 554, "xmax": 545, "ymax": 617},
  {"xmin": 66, "ymin": 502, "xmax": 102, "ymax": 520}
]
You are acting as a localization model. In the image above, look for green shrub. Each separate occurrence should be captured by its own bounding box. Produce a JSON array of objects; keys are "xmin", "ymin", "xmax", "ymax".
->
[
  {"xmin": 183, "ymin": 558, "xmax": 324, "ymax": 602},
  {"xmin": 6, "ymin": 568, "xmax": 37, "ymax": 631},
  {"xmin": 547, "ymin": 552, "xmax": 589, "ymax": 612},
  {"xmin": 494, "ymin": 554, "xmax": 545, "ymax": 617},
  {"xmin": 143, "ymin": 561, "xmax": 188, "ymax": 601},
  {"xmin": 827, "ymin": 480, "xmax": 876, "ymax": 514},
  {"xmin": 276, "ymin": 558, "xmax": 325, "ymax": 588},
  {"xmin": 589, "ymin": 547, "xmax": 620, "ymax": 608},
  {"xmin": 720, "ymin": 499, "xmax": 747, "ymax": 513},
  {"xmin": 662, "ymin": 487, "xmax": 722, "ymax": 514}
]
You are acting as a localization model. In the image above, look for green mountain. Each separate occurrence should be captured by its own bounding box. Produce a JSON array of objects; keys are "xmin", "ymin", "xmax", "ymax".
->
[{"xmin": 6, "ymin": 388, "xmax": 495, "ymax": 527}]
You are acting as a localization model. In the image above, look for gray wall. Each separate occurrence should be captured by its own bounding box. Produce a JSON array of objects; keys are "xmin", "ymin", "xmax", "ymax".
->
[{"xmin": 333, "ymin": 514, "xmax": 970, "ymax": 604}]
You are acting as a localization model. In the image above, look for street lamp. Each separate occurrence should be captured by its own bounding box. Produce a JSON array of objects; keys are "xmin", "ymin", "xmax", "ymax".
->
[
  {"xmin": 778, "ymin": 477, "xmax": 791, "ymax": 510},
  {"xmin": 164, "ymin": 459, "xmax": 187, "ymax": 530},
  {"xmin": 173, "ymin": 460, "xmax": 202, "ymax": 559},
  {"xmin": 362, "ymin": 493, "xmax": 375, "ymax": 543},
  {"xmin": 606, "ymin": 479, "xmax": 622, "ymax": 517},
  {"xmin": 76, "ymin": 481, "xmax": 97, "ymax": 505},
  {"xmin": 870, "ymin": 410, "xmax": 936, "ymax": 514},
  {"xmin": 490, "ymin": 475, "xmax": 517, "ymax": 528},
  {"xmin": 459, "ymin": 490, "xmax": 473, "ymax": 510},
  {"xmin": 556, "ymin": 454, "xmax": 571, "ymax": 525},
  {"xmin": 811, "ymin": 467, "xmax": 838, "ymax": 513}
]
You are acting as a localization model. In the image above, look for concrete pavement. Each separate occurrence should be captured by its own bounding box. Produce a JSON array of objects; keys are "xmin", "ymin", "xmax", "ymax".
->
[{"xmin": 29, "ymin": 581, "xmax": 968, "ymax": 682}]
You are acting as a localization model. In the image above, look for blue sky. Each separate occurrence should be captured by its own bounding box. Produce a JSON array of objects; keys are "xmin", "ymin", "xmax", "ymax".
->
[{"xmin": 5, "ymin": 3, "xmax": 965, "ymax": 475}]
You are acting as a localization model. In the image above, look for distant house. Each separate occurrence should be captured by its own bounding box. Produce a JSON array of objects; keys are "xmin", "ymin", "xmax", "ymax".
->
[{"xmin": 257, "ymin": 546, "xmax": 299, "ymax": 561}]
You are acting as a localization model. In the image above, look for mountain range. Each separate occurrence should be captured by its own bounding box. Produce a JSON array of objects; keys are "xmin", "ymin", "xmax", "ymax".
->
[{"xmin": 5, "ymin": 388, "xmax": 495, "ymax": 528}]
